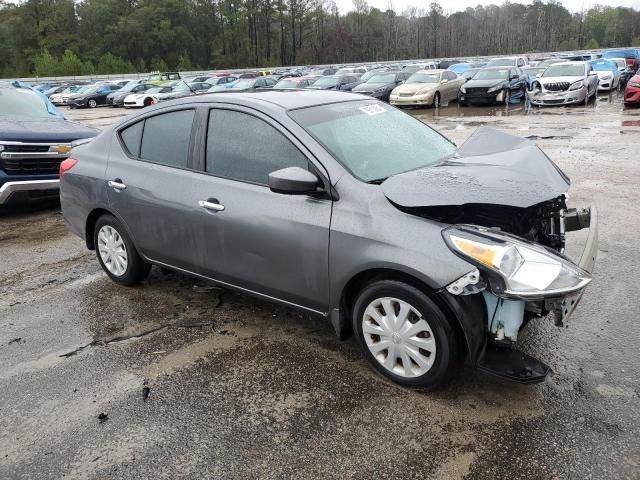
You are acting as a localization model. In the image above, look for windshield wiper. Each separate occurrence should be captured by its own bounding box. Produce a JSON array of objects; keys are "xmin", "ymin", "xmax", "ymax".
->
[{"xmin": 367, "ymin": 177, "xmax": 386, "ymax": 185}]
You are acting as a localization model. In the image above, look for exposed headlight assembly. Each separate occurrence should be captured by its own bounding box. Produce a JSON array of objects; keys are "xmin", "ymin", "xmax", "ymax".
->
[
  {"xmin": 487, "ymin": 85, "xmax": 502, "ymax": 93},
  {"xmin": 443, "ymin": 225, "xmax": 591, "ymax": 299},
  {"xmin": 568, "ymin": 80, "xmax": 584, "ymax": 91}
]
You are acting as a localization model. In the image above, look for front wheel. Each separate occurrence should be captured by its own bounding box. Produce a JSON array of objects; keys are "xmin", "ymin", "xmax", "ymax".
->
[
  {"xmin": 352, "ymin": 280, "xmax": 460, "ymax": 389},
  {"xmin": 94, "ymin": 214, "xmax": 151, "ymax": 286},
  {"xmin": 88, "ymin": 98, "xmax": 97, "ymax": 108}
]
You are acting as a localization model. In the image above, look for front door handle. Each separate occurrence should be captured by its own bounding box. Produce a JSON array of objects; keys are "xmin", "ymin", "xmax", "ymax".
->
[
  {"xmin": 199, "ymin": 200, "xmax": 225, "ymax": 212},
  {"xmin": 108, "ymin": 179, "xmax": 127, "ymax": 190}
]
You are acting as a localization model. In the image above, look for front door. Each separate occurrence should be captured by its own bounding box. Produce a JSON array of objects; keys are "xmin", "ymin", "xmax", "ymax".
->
[{"xmin": 188, "ymin": 106, "xmax": 332, "ymax": 313}]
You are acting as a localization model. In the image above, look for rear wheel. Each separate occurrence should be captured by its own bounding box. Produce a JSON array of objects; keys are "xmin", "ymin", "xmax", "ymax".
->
[
  {"xmin": 352, "ymin": 280, "xmax": 460, "ymax": 389},
  {"xmin": 94, "ymin": 214, "xmax": 151, "ymax": 286}
]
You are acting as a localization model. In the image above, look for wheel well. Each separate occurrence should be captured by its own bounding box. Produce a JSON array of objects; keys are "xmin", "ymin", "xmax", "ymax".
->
[
  {"xmin": 337, "ymin": 268, "xmax": 466, "ymax": 353},
  {"xmin": 85, "ymin": 208, "xmax": 110, "ymax": 250}
]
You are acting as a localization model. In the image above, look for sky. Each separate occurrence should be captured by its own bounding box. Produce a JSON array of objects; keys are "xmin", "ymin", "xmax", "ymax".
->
[{"xmin": 333, "ymin": 0, "xmax": 640, "ymax": 14}]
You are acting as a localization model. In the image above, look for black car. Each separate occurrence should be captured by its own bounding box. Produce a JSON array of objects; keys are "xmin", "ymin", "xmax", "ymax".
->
[
  {"xmin": 0, "ymin": 83, "xmax": 97, "ymax": 205},
  {"xmin": 458, "ymin": 67, "xmax": 528, "ymax": 106},
  {"xmin": 107, "ymin": 82, "xmax": 155, "ymax": 107},
  {"xmin": 341, "ymin": 69, "xmax": 388, "ymax": 91},
  {"xmin": 305, "ymin": 74, "xmax": 361, "ymax": 91},
  {"xmin": 351, "ymin": 70, "xmax": 412, "ymax": 102},
  {"xmin": 68, "ymin": 84, "xmax": 121, "ymax": 108}
]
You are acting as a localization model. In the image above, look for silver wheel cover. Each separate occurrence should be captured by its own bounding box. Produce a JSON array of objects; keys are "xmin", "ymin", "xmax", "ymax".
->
[
  {"xmin": 97, "ymin": 225, "xmax": 128, "ymax": 277},
  {"xmin": 362, "ymin": 297, "xmax": 436, "ymax": 378}
]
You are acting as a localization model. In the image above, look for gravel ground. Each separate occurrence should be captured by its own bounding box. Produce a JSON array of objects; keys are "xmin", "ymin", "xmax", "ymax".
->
[{"xmin": 1, "ymin": 91, "xmax": 639, "ymax": 479}]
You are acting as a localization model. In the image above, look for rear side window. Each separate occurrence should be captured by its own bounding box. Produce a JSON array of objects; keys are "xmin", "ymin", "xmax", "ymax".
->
[
  {"xmin": 120, "ymin": 110, "xmax": 194, "ymax": 168},
  {"xmin": 120, "ymin": 120, "xmax": 144, "ymax": 157},
  {"xmin": 206, "ymin": 109, "xmax": 308, "ymax": 185}
]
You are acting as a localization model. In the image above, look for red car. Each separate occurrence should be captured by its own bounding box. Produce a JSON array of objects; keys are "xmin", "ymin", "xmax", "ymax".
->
[{"xmin": 624, "ymin": 73, "xmax": 640, "ymax": 106}]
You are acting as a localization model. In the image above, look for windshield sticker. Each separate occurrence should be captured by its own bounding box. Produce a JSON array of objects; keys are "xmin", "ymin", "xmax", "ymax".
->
[{"xmin": 359, "ymin": 104, "xmax": 387, "ymax": 116}]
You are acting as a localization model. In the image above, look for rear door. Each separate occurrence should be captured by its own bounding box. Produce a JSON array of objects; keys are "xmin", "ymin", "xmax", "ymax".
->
[
  {"xmin": 105, "ymin": 107, "xmax": 208, "ymax": 270},
  {"xmin": 187, "ymin": 106, "xmax": 332, "ymax": 313}
]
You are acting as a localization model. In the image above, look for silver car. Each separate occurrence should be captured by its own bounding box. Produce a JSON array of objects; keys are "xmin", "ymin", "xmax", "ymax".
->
[
  {"xmin": 60, "ymin": 91, "xmax": 597, "ymax": 388},
  {"xmin": 528, "ymin": 61, "xmax": 599, "ymax": 106}
]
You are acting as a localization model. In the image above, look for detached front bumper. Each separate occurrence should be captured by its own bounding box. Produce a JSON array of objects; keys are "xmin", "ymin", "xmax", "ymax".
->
[{"xmin": 528, "ymin": 86, "xmax": 587, "ymax": 106}]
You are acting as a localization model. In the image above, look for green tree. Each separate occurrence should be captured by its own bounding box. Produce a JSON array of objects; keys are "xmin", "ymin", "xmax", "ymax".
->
[{"xmin": 585, "ymin": 38, "xmax": 599, "ymax": 49}]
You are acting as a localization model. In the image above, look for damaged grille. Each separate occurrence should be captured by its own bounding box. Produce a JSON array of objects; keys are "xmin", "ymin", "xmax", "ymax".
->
[
  {"xmin": 464, "ymin": 87, "xmax": 489, "ymax": 95},
  {"xmin": 543, "ymin": 82, "xmax": 570, "ymax": 92}
]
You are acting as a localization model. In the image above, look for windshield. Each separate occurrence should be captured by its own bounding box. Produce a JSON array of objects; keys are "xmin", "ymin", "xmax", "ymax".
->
[
  {"xmin": 231, "ymin": 79, "xmax": 256, "ymax": 89},
  {"xmin": 591, "ymin": 61, "xmax": 614, "ymax": 72},
  {"xmin": 0, "ymin": 88, "xmax": 53, "ymax": 118},
  {"xmin": 311, "ymin": 77, "xmax": 338, "ymax": 87},
  {"xmin": 473, "ymin": 69, "xmax": 509, "ymax": 80},
  {"xmin": 120, "ymin": 82, "xmax": 140, "ymax": 92},
  {"xmin": 487, "ymin": 58, "xmax": 515, "ymax": 67},
  {"xmin": 359, "ymin": 70, "xmax": 379, "ymax": 82},
  {"xmin": 289, "ymin": 101, "xmax": 456, "ymax": 182},
  {"xmin": 275, "ymin": 80, "xmax": 298, "ymax": 88},
  {"xmin": 542, "ymin": 64, "xmax": 585, "ymax": 77},
  {"xmin": 406, "ymin": 73, "xmax": 440, "ymax": 84},
  {"xmin": 366, "ymin": 73, "xmax": 396, "ymax": 84},
  {"xmin": 461, "ymin": 69, "xmax": 479, "ymax": 80}
]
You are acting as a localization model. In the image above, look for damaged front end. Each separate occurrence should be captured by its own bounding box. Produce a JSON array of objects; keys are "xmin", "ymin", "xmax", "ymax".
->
[
  {"xmin": 441, "ymin": 205, "xmax": 597, "ymax": 384},
  {"xmin": 381, "ymin": 127, "xmax": 598, "ymax": 384}
]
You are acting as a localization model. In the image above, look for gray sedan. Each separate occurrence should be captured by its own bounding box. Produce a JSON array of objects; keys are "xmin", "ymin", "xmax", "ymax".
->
[{"xmin": 60, "ymin": 91, "xmax": 597, "ymax": 389}]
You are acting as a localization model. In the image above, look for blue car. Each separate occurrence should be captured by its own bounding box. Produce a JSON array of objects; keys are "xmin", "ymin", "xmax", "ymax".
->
[
  {"xmin": 590, "ymin": 59, "xmax": 622, "ymax": 91},
  {"xmin": 602, "ymin": 49, "xmax": 640, "ymax": 70},
  {"xmin": 448, "ymin": 63, "xmax": 473, "ymax": 75},
  {"xmin": 0, "ymin": 82, "xmax": 97, "ymax": 206}
]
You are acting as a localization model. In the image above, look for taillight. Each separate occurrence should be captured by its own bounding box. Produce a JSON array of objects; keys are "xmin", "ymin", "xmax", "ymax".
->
[{"xmin": 59, "ymin": 158, "xmax": 78, "ymax": 178}]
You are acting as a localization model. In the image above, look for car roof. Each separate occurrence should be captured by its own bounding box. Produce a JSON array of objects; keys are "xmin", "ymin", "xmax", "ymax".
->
[{"xmin": 170, "ymin": 90, "xmax": 366, "ymax": 111}]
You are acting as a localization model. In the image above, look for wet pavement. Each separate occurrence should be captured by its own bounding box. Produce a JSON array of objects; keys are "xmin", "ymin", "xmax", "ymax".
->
[{"xmin": 1, "ymin": 92, "xmax": 639, "ymax": 479}]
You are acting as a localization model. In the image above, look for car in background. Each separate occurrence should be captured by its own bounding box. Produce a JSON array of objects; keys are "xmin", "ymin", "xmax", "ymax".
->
[
  {"xmin": 219, "ymin": 76, "xmax": 278, "ymax": 92},
  {"xmin": 590, "ymin": 59, "xmax": 621, "ymax": 91},
  {"xmin": 602, "ymin": 49, "xmax": 640, "ymax": 70},
  {"xmin": 624, "ymin": 73, "xmax": 640, "ymax": 106},
  {"xmin": 67, "ymin": 84, "xmax": 121, "ymax": 109},
  {"xmin": 124, "ymin": 82, "xmax": 193, "ymax": 108},
  {"xmin": 309, "ymin": 67, "xmax": 338, "ymax": 76},
  {"xmin": 447, "ymin": 63, "xmax": 473, "ymax": 75},
  {"xmin": 0, "ymin": 82, "xmax": 97, "ymax": 206},
  {"xmin": 204, "ymin": 76, "xmax": 240, "ymax": 91},
  {"xmin": 147, "ymin": 72, "xmax": 182, "ymax": 84},
  {"xmin": 107, "ymin": 82, "xmax": 156, "ymax": 107},
  {"xmin": 403, "ymin": 62, "xmax": 438, "ymax": 74},
  {"xmin": 460, "ymin": 68, "xmax": 480, "ymax": 83},
  {"xmin": 335, "ymin": 67, "xmax": 367, "ymax": 75},
  {"xmin": 390, "ymin": 70, "xmax": 464, "ymax": 108},
  {"xmin": 528, "ymin": 61, "xmax": 598, "ymax": 106},
  {"xmin": 340, "ymin": 69, "xmax": 386, "ymax": 91},
  {"xmin": 43, "ymin": 84, "xmax": 74, "ymax": 98},
  {"xmin": 189, "ymin": 81, "xmax": 214, "ymax": 93},
  {"xmin": 522, "ymin": 66, "xmax": 546, "ymax": 88},
  {"xmin": 274, "ymin": 76, "xmax": 319, "ymax": 89},
  {"xmin": 609, "ymin": 58, "xmax": 636, "ymax": 86},
  {"xmin": 459, "ymin": 67, "xmax": 528, "ymax": 105},
  {"xmin": 306, "ymin": 74, "xmax": 361, "ymax": 91},
  {"xmin": 59, "ymin": 91, "xmax": 596, "ymax": 389},
  {"xmin": 485, "ymin": 56, "xmax": 528, "ymax": 68},
  {"xmin": 50, "ymin": 85, "xmax": 85, "ymax": 105},
  {"xmin": 351, "ymin": 71, "xmax": 411, "ymax": 101}
]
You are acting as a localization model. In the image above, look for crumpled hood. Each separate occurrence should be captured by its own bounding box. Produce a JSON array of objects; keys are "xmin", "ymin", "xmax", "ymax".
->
[
  {"xmin": 464, "ymin": 79, "xmax": 505, "ymax": 89},
  {"xmin": 381, "ymin": 127, "xmax": 570, "ymax": 209},
  {"xmin": 0, "ymin": 117, "xmax": 98, "ymax": 142}
]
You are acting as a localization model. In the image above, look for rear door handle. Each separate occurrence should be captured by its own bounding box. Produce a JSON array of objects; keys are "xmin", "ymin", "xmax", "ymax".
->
[
  {"xmin": 199, "ymin": 200, "xmax": 225, "ymax": 212},
  {"xmin": 108, "ymin": 179, "xmax": 127, "ymax": 190}
]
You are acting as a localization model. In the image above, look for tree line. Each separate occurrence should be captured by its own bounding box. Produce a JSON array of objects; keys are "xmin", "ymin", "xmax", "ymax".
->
[{"xmin": 1, "ymin": 0, "xmax": 640, "ymax": 78}]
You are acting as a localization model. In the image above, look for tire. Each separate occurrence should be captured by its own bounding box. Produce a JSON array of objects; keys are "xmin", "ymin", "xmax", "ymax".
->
[
  {"xmin": 503, "ymin": 89, "xmax": 511, "ymax": 106},
  {"xmin": 93, "ymin": 214, "xmax": 151, "ymax": 286},
  {"xmin": 432, "ymin": 92, "xmax": 440, "ymax": 108},
  {"xmin": 88, "ymin": 98, "xmax": 97, "ymax": 108},
  {"xmin": 352, "ymin": 280, "xmax": 460, "ymax": 389}
]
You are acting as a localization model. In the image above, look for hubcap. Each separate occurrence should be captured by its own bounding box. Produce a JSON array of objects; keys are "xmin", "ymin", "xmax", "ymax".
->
[
  {"xmin": 97, "ymin": 225, "xmax": 128, "ymax": 277},
  {"xmin": 362, "ymin": 297, "xmax": 436, "ymax": 378}
]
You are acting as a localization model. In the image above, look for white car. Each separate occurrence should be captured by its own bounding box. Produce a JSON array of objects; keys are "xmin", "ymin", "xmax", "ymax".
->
[
  {"xmin": 52, "ymin": 85, "xmax": 94, "ymax": 105},
  {"xmin": 528, "ymin": 61, "xmax": 599, "ymax": 106},
  {"xmin": 123, "ymin": 86, "xmax": 164, "ymax": 108},
  {"xmin": 590, "ymin": 59, "xmax": 621, "ymax": 91},
  {"xmin": 485, "ymin": 56, "xmax": 528, "ymax": 68}
]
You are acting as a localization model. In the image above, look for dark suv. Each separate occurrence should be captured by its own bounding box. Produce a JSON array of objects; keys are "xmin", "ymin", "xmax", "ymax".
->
[{"xmin": 0, "ymin": 83, "xmax": 97, "ymax": 205}]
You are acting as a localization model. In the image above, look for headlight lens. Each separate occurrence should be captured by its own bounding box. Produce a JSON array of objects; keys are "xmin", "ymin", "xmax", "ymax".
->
[
  {"xmin": 444, "ymin": 226, "xmax": 591, "ymax": 298},
  {"xmin": 569, "ymin": 80, "xmax": 584, "ymax": 91}
]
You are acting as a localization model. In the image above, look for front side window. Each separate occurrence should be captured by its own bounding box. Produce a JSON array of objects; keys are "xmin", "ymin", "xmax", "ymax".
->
[
  {"xmin": 206, "ymin": 109, "xmax": 308, "ymax": 185},
  {"xmin": 290, "ymin": 100, "xmax": 456, "ymax": 183},
  {"xmin": 137, "ymin": 110, "xmax": 195, "ymax": 168}
]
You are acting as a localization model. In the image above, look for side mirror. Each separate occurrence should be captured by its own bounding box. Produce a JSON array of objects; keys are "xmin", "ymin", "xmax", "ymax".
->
[{"xmin": 268, "ymin": 167, "xmax": 320, "ymax": 195}]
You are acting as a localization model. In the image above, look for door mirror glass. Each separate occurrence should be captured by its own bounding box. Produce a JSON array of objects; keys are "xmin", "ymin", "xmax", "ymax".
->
[{"xmin": 269, "ymin": 167, "xmax": 319, "ymax": 195}]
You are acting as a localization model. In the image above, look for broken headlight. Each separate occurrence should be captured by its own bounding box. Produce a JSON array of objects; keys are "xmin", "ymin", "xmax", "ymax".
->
[{"xmin": 443, "ymin": 226, "xmax": 591, "ymax": 299}]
